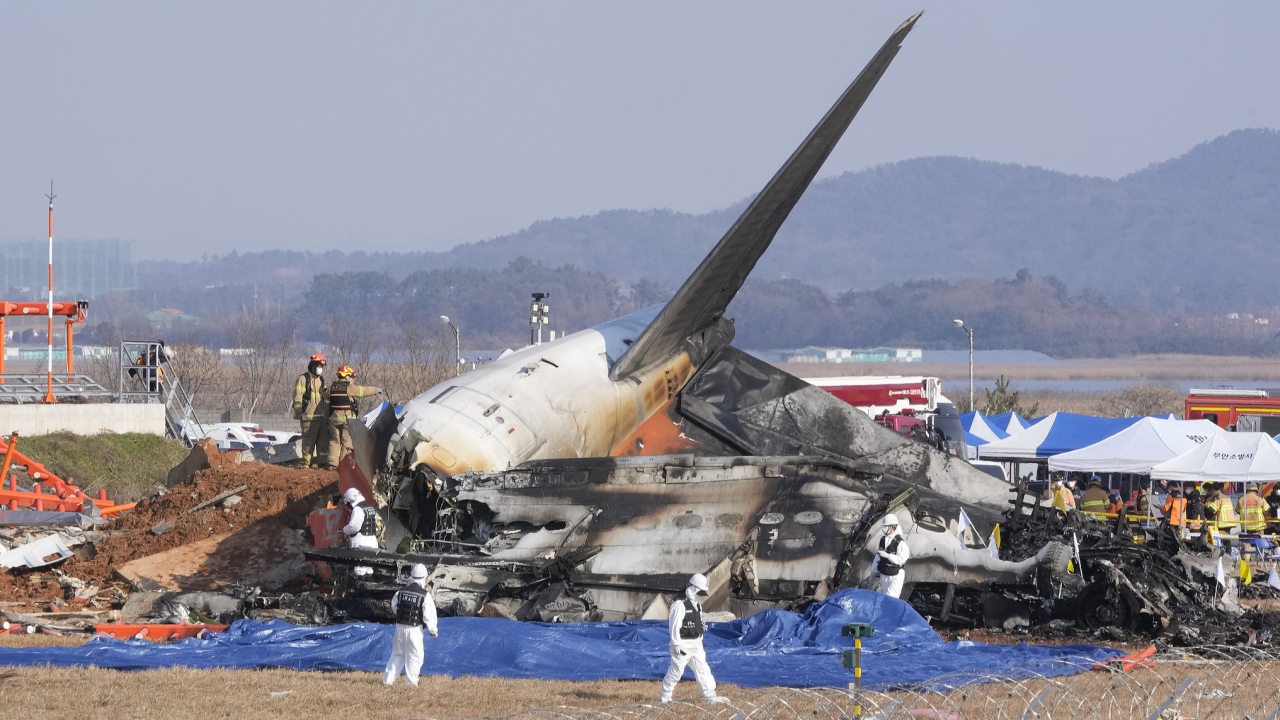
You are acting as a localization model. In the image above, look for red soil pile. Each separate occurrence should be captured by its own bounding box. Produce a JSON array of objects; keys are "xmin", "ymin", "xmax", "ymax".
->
[{"xmin": 0, "ymin": 464, "xmax": 338, "ymax": 603}]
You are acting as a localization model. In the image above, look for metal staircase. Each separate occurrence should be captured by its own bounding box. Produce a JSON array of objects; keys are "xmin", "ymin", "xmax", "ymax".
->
[{"xmin": 117, "ymin": 340, "xmax": 204, "ymax": 444}]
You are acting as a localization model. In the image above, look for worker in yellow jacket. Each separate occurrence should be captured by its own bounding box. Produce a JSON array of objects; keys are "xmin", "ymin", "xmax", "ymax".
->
[
  {"xmin": 292, "ymin": 353, "xmax": 328, "ymax": 468},
  {"xmin": 1237, "ymin": 482, "xmax": 1271, "ymax": 533},
  {"xmin": 1205, "ymin": 483, "xmax": 1240, "ymax": 536},
  {"xmin": 1078, "ymin": 477, "xmax": 1110, "ymax": 515},
  {"xmin": 326, "ymin": 365, "xmax": 383, "ymax": 470},
  {"xmin": 1044, "ymin": 478, "xmax": 1075, "ymax": 513}
]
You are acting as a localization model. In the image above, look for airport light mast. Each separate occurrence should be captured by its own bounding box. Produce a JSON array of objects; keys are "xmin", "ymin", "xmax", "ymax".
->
[
  {"xmin": 43, "ymin": 182, "xmax": 57, "ymax": 404},
  {"xmin": 952, "ymin": 319, "xmax": 973, "ymax": 411},
  {"xmin": 440, "ymin": 316, "xmax": 461, "ymax": 376},
  {"xmin": 530, "ymin": 293, "xmax": 549, "ymax": 345}
]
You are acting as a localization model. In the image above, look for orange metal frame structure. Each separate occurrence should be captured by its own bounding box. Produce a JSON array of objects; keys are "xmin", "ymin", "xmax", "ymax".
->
[
  {"xmin": 0, "ymin": 300, "xmax": 89, "ymax": 378},
  {"xmin": 94, "ymin": 624, "xmax": 229, "ymax": 640},
  {"xmin": 0, "ymin": 431, "xmax": 132, "ymax": 515}
]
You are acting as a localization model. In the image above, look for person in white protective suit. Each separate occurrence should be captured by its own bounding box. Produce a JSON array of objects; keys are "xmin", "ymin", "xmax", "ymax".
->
[
  {"xmin": 342, "ymin": 488, "xmax": 380, "ymax": 577},
  {"xmin": 383, "ymin": 563, "xmax": 439, "ymax": 686},
  {"xmin": 870, "ymin": 513, "xmax": 911, "ymax": 599},
  {"xmin": 657, "ymin": 573, "xmax": 730, "ymax": 705}
]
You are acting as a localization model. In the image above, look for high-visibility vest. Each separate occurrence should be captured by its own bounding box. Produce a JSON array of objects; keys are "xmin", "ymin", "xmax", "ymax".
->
[
  {"xmin": 293, "ymin": 372, "xmax": 327, "ymax": 421},
  {"xmin": 1206, "ymin": 497, "xmax": 1238, "ymax": 531},
  {"xmin": 1162, "ymin": 496, "xmax": 1186, "ymax": 527},
  {"xmin": 1080, "ymin": 489, "xmax": 1109, "ymax": 513},
  {"xmin": 1238, "ymin": 494, "xmax": 1270, "ymax": 532},
  {"xmin": 1108, "ymin": 500, "xmax": 1123, "ymax": 515},
  {"xmin": 1052, "ymin": 486, "xmax": 1073, "ymax": 512}
]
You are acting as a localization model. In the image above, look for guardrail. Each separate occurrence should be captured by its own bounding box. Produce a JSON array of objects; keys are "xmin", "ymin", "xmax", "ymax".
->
[{"xmin": 0, "ymin": 373, "xmax": 111, "ymax": 401}]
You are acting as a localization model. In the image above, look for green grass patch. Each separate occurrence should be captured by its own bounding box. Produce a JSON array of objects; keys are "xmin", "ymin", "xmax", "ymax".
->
[{"xmin": 9, "ymin": 432, "xmax": 189, "ymax": 502}]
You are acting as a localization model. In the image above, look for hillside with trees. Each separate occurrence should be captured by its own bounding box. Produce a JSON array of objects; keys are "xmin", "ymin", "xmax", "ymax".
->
[{"xmin": 98, "ymin": 128, "xmax": 1280, "ymax": 354}]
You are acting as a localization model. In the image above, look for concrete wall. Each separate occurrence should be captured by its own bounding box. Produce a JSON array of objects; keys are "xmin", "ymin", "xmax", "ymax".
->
[
  {"xmin": 191, "ymin": 410, "xmax": 296, "ymax": 433},
  {"xmin": 0, "ymin": 403, "xmax": 166, "ymax": 436}
]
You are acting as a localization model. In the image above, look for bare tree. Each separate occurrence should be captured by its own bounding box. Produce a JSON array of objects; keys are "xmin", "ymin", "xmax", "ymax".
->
[
  {"xmin": 362, "ymin": 315, "xmax": 455, "ymax": 406},
  {"xmin": 168, "ymin": 343, "xmax": 223, "ymax": 408},
  {"xmin": 1093, "ymin": 384, "xmax": 1183, "ymax": 418},
  {"xmin": 221, "ymin": 311, "xmax": 301, "ymax": 418}
]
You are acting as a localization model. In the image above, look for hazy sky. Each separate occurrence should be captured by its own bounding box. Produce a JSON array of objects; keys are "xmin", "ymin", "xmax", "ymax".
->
[{"xmin": 2, "ymin": 2, "xmax": 1278, "ymax": 260}]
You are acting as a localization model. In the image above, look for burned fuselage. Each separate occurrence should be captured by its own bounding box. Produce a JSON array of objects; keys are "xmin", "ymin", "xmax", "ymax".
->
[
  {"xmin": 330, "ymin": 14, "xmax": 1067, "ymax": 628},
  {"xmin": 371, "ymin": 454, "xmax": 1049, "ymax": 621}
]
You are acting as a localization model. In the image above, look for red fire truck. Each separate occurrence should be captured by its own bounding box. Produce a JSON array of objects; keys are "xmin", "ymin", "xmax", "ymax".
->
[
  {"xmin": 805, "ymin": 374, "xmax": 1006, "ymax": 480},
  {"xmin": 1185, "ymin": 388, "xmax": 1280, "ymax": 429},
  {"xmin": 802, "ymin": 375, "xmax": 940, "ymax": 417}
]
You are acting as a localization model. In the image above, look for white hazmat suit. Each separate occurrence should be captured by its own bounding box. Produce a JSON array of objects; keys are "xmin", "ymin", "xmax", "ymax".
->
[
  {"xmin": 658, "ymin": 578, "xmax": 728, "ymax": 704},
  {"xmin": 342, "ymin": 489, "xmax": 379, "ymax": 576},
  {"xmin": 383, "ymin": 571, "xmax": 439, "ymax": 687},
  {"xmin": 870, "ymin": 519, "xmax": 910, "ymax": 599}
]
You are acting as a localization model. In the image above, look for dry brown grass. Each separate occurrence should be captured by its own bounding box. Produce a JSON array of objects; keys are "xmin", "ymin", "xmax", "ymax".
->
[
  {"xmin": 0, "ymin": 633, "xmax": 87, "ymax": 648},
  {"xmin": 3, "ymin": 632, "xmax": 1278, "ymax": 719},
  {"xmin": 781, "ymin": 354, "xmax": 1280, "ymax": 382},
  {"xmin": 0, "ymin": 664, "xmax": 670, "ymax": 720},
  {"xmin": 1, "ymin": 660, "xmax": 1277, "ymax": 720}
]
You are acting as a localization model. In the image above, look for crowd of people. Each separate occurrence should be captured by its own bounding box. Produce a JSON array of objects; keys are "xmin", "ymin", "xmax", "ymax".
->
[{"xmin": 1044, "ymin": 472, "xmax": 1280, "ymax": 538}]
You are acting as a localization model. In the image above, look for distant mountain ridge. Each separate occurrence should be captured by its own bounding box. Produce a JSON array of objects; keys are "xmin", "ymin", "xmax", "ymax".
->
[
  {"xmin": 422, "ymin": 128, "xmax": 1280, "ymax": 307},
  {"xmin": 139, "ymin": 129, "xmax": 1280, "ymax": 309}
]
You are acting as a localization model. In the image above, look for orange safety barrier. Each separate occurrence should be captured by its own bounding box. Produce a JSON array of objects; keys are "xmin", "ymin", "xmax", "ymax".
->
[
  {"xmin": 1092, "ymin": 644, "xmax": 1156, "ymax": 673},
  {"xmin": 0, "ymin": 431, "xmax": 127, "ymax": 514},
  {"xmin": 94, "ymin": 624, "xmax": 229, "ymax": 641}
]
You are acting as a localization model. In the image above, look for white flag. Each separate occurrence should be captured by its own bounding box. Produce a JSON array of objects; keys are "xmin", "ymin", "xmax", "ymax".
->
[
  {"xmin": 957, "ymin": 509, "xmax": 974, "ymax": 541},
  {"xmin": 988, "ymin": 533, "xmax": 1000, "ymax": 560},
  {"xmin": 1071, "ymin": 532, "xmax": 1084, "ymax": 577},
  {"xmin": 1268, "ymin": 565, "xmax": 1280, "ymax": 591},
  {"xmin": 1215, "ymin": 556, "xmax": 1226, "ymax": 587}
]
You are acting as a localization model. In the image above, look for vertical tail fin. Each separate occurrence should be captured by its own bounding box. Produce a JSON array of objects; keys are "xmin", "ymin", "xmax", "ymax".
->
[{"xmin": 610, "ymin": 12, "xmax": 922, "ymax": 380}]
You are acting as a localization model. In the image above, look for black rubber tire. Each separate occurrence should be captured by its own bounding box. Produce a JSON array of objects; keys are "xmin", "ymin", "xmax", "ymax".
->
[{"xmin": 1075, "ymin": 581, "xmax": 1141, "ymax": 632}]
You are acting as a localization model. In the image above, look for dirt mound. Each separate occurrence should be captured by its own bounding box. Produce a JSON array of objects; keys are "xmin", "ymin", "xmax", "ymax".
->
[{"xmin": 1, "ymin": 464, "xmax": 338, "ymax": 603}]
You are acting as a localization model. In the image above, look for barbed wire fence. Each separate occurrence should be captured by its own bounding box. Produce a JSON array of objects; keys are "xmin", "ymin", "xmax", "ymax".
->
[{"xmin": 491, "ymin": 646, "xmax": 1280, "ymax": 720}]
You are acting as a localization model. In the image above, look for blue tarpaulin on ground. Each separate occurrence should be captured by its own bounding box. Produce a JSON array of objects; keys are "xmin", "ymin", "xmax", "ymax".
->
[{"xmin": 0, "ymin": 590, "xmax": 1117, "ymax": 689}]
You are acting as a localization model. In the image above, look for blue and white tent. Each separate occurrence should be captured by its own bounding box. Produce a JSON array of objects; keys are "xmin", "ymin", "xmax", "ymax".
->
[
  {"xmin": 987, "ymin": 412, "xmax": 1032, "ymax": 435},
  {"xmin": 1047, "ymin": 417, "xmax": 1225, "ymax": 474},
  {"xmin": 961, "ymin": 411, "xmax": 1009, "ymax": 447},
  {"xmin": 978, "ymin": 412, "xmax": 1145, "ymax": 460}
]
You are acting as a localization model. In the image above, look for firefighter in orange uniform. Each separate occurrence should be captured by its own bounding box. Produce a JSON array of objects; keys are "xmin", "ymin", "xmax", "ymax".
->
[
  {"xmin": 1107, "ymin": 491, "xmax": 1124, "ymax": 516},
  {"xmin": 292, "ymin": 354, "xmax": 328, "ymax": 468},
  {"xmin": 1162, "ymin": 485, "xmax": 1186, "ymax": 530},
  {"xmin": 325, "ymin": 365, "xmax": 383, "ymax": 471}
]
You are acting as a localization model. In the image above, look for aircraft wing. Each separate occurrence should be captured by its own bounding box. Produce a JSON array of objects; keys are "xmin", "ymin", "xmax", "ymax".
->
[{"xmin": 610, "ymin": 12, "xmax": 922, "ymax": 381}]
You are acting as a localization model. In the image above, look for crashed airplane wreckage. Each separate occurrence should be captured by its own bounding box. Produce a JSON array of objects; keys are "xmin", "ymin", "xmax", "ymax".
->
[{"xmin": 306, "ymin": 12, "xmax": 1257, "ymax": 636}]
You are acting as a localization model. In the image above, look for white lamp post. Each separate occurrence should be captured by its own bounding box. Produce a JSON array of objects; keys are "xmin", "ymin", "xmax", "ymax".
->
[
  {"xmin": 953, "ymin": 319, "xmax": 973, "ymax": 411},
  {"xmin": 440, "ymin": 316, "xmax": 461, "ymax": 376}
]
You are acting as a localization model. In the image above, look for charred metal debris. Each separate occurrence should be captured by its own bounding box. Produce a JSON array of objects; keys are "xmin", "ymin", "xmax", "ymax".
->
[
  {"xmin": 307, "ymin": 466, "xmax": 1280, "ymax": 647},
  {"xmin": 907, "ymin": 481, "xmax": 1280, "ymax": 648}
]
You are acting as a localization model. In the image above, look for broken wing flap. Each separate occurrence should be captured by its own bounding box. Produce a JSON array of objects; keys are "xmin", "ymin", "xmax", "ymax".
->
[
  {"xmin": 303, "ymin": 545, "xmax": 602, "ymax": 584},
  {"xmin": 304, "ymin": 547, "xmax": 486, "ymax": 570},
  {"xmin": 349, "ymin": 401, "xmax": 399, "ymax": 482},
  {"xmin": 540, "ymin": 545, "xmax": 603, "ymax": 580}
]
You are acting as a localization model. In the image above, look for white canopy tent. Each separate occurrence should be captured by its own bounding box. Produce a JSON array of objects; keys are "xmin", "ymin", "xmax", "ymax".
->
[
  {"xmin": 1149, "ymin": 432, "xmax": 1280, "ymax": 484},
  {"xmin": 1048, "ymin": 418, "xmax": 1224, "ymax": 474}
]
